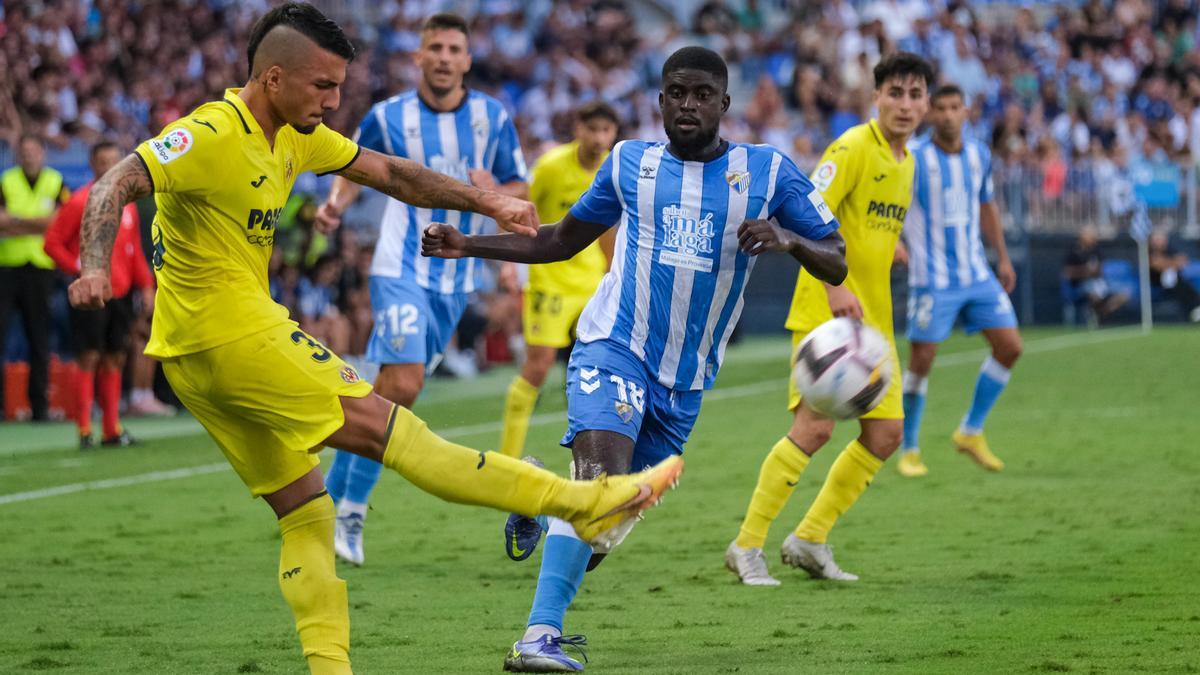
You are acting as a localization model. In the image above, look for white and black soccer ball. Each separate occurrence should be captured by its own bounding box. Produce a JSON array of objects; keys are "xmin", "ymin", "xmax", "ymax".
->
[{"xmin": 792, "ymin": 317, "xmax": 892, "ymax": 420}]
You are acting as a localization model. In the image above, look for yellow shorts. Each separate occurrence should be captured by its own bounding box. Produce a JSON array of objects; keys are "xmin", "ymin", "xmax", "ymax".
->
[
  {"xmin": 786, "ymin": 329, "xmax": 903, "ymax": 420},
  {"xmin": 162, "ymin": 321, "xmax": 373, "ymax": 496},
  {"xmin": 522, "ymin": 288, "xmax": 592, "ymax": 349}
]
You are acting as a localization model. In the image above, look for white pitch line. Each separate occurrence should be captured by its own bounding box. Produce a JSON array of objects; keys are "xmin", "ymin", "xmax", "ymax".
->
[{"xmin": 0, "ymin": 328, "xmax": 1146, "ymax": 507}]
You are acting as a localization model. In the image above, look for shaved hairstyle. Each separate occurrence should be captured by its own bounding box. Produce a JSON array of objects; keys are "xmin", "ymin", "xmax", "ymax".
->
[{"xmin": 246, "ymin": 2, "xmax": 355, "ymax": 78}]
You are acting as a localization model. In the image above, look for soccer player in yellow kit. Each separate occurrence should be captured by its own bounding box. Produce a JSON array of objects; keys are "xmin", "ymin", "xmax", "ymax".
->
[
  {"xmin": 499, "ymin": 101, "xmax": 620, "ymax": 461},
  {"xmin": 66, "ymin": 5, "xmax": 681, "ymax": 674},
  {"xmin": 726, "ymin": 52, "xmax": 932, "ymax": 585}
]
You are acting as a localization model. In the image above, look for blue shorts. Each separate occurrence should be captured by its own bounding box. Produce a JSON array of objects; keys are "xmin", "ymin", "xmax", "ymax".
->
[
  {"xmin": 906, "ymin": 277, "xmax": 1018, "ymax": 343},
  {"xmin": 562, "ymin": 340, "xmax": 704, "ymax": 472},
  {"xmin": 365, "ymin": 276, "xmax": 469, "ymax": 367}
]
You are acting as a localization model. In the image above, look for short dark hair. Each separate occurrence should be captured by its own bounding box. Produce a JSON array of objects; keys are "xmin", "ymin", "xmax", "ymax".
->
[
  {"xmin": 246, "ymin": 3, "xmax": 355, "ymax": 78},
  {"xmin": 421, "ymin": 12, "xmax": 470, "ymax": 39},
  {"xmin": 90, "ymin": 140, "xmax": 119, "ymax": 160},
  {"xmin": 576, "ymin": 100, "xmax": 620, "ymax": 126},
  {"xmin": 662, "ymin": 46, "xmax": 728, "ymax": 91},
  {"xmin": 932, "ymin": 83, "xmax": 964, "ymax": 102},
  {"xmin": 873, "ymin": 51, "xmax": 935, "ymax": 90}
]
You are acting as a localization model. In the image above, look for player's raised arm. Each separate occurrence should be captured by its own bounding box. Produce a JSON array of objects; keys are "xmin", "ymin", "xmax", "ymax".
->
[
  {"xmin": 69, "ymin": 154, "xmax": 152, "ymax": 309},
  {"xmin": 421, "ymin": 211, "xmax": 610, "ymax": 264},
  {"xmin": 336, "ymin": 147, "xmax": 539, "ymax": 236}
]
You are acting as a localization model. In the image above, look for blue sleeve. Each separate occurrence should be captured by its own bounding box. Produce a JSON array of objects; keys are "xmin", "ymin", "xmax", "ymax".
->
[
  {"xmin": 767, "ymin": 153, "xmax": 839, "ymax": 239},
  {"xmin": 568, "ymin": 148, "xmax": 623, "ymax": 226},
  {"xmin": 979, "ymin": 143, "xmax": 994, "ymax": 204},
  {"xmin": 355, "ymin": 106, "xmax": 388, "ymax": 154},
  {"xmin": 490, "ymin": 108, "xmax": 528, "ymax": 184}
]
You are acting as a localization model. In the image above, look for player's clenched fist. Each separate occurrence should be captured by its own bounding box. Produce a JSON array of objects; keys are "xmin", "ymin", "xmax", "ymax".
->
[
  {"xmin": 737, "ymin": 218, "xmax": 795, "ymax": 255},
  {"xmin": 481, "ymin": 192, "xmax": 540, "ymax": 237},
  {"xmin": 69, "ymin": 271, "xmax": 112, "ymax": 310},
  {"xmin": 422, "ymin": 223, "xmax": 469, "ymax": 259}
]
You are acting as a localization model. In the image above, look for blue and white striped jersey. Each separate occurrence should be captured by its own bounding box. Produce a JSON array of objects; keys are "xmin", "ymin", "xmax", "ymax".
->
[
  {"xmin": 357, "ymin": 90, "xmax": 527, "ymax": 294},
  {"xmin": 905, "ymin": 136, "xmax": 995, "ymax": 290},
  {"xmin": 572, "ymin": 140, "xmax": 838, "ymax": 391}
]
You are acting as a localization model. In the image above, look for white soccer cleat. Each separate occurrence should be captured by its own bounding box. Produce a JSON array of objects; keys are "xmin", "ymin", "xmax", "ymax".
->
[
  {"xmin": 780, "ymin": 533, "xmax": 858, "ymax": 581},
  {"xmin": 333, "ymin": 503, "xmax": 366, "ymax": 566},
  {"xmin": 725, "ymin": 541, "xmax": 781, "ymax": 586}
]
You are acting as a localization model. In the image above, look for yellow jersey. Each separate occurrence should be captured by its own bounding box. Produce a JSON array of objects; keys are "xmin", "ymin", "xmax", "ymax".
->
[
  {"xmin": 135, "ymin": 89, "xmax": 359, "ymax": 358},
  {"xmin": 786, "ymin": 119, "xmax": 914, "ymax": 336},
  {"xmin": 526, "ymin": 141, "xmax": 609, "ymax": 296}
]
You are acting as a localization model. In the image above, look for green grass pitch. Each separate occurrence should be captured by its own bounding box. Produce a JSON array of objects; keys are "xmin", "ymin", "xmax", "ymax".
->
[{"xmin": 1, "ymin": 327, "xmax": 1198, "ymax": 673}]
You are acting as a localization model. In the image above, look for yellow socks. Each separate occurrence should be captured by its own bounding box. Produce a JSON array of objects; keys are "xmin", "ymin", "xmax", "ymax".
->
[
  {"xmin": 735, "ymin": 437, "xmax": 811, "ymax": 549},
  {"xmin": 795, "ymin": 440, "xmax": 883, "ymax": 544},
  {"xmin": 499, "ymin": 375, "xmax": 539, "ymax": 458},
  {"xmin": 381, "ymin": 404, "xmax": 598, "ymax": 522},
  {"xmin": 277, "ymin": 494, "xmax": 351, "ymax": 675}
]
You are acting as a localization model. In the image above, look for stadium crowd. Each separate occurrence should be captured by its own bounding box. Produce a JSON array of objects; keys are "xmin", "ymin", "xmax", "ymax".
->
[{"xmin": 2, "ymin": 0, "xmax": 1200, "ymax": 422}]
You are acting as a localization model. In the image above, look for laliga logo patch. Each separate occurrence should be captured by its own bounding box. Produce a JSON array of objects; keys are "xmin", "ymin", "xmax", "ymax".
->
[
  {"xmin": 726, "ymin": 171, "xmax": 750, "ymax": 195},
  {"xmin": 340, "ymin": 366, "xmax": 360, "ymax": 383},
  {"xmin": 614, "ymin": 401, "xmax": 635, "ymax": 423},
  {"xmin": 150, "ymin": 128, "xmax": 194, "ymax": 164},
  {"xmin": 390, "ymin": 336, "xmax": 406, "ymax": 351},
  {"xmin": 812, "ymin": 160, "xmax": 837, "ymax": 192},
  {"xmin": 285, "ymin": 157, "xmax": 294, "ymax": 182}
]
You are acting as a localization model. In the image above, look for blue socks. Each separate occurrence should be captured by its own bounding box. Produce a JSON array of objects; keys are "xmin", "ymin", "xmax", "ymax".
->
[
  {"xmin": 325, "ymin": 450, "xmax": 384, "ymax": 505},
  {"xmin": 526, "ymin": 518, "xmax": 592, "ymax": 632},
  {"xmin": 325, "ymin": 449, "xmax": 352, "ymax": 503},
  {"xmin": 961, "ymin": 356, "xmax": 1011, "ymax": 434},
  {"xmin": 901, "ymin": 370, "xmax": 928, "ymax": 452}
]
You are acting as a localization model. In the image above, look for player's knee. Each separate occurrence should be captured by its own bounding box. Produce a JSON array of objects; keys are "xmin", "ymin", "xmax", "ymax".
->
[
  {"xmin": 994, "ymin": 337, "xmax": 1023, "ymax": 368},
  {"xmin": 790, "ymin": 409, "xmax": 834, "ymax": 451},
  {"xmin": 861, "ymin": 423, "xmax": 903, "ymax": 457},
  {"xmin": 374, "ymin": 371, "xmax": 423, "ymax": 408},
  {"xmin": 77, "ymin": 350, "xmax": 101, "ymax": 371}
]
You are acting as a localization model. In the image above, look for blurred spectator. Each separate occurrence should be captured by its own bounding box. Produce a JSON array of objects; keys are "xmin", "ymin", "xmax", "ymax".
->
[
  {"xmin": 297, "ymin": 255, "xmax": 352, "ymax": 357},
  {"xmin": 1, "ymin": 134, "xmax": 69, "ymax": 421},
  {"xmin": 42, "ymin": 140, "xmax": 152, "ymax": 447},
  {"xmin": 1148, "ymin": 230, "xmax": 1200, "ymax": 322},
  {"xmin": 1063, "ymin": 224, "xmax": 1129, "ymax": 323}
]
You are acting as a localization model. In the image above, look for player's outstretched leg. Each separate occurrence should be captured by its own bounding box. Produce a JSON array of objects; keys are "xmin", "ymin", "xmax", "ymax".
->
[
  {"xmin": 331, "ymin": 396, "xmax": 682, "ymax": 547},
  {"xmin": 728, "ymin": 404, "xmax": 833, "ymax": 586},
  {"xmin": 786, "ymin": 419, "xmax": 900, "ymax": 581}
]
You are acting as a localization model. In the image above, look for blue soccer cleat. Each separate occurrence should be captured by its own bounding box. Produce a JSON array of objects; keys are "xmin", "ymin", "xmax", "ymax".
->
[
  {"xmin": 503, "ymin": 634, "xmax": 588, "ymax": 672},
  {"xmin": 505, "ymin": 456, "xmax": 549, "ymax": 561}
]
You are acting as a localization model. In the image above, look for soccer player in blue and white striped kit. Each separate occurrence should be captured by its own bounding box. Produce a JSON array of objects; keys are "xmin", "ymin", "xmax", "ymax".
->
[
  {"xmin": 424, "ymin": 47, "xmax": 847, "ymax": 672},
  {"xmin": 315, "ymin": 13, "xmax": 528, "ymax": 564},
  {"xmin": 897, "ymin": 84, "xmax": 1023, "ymax": 478}
]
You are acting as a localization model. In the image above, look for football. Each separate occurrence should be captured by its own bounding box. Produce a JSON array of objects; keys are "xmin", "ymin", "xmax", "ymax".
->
[{"xmin": 792, "ymin": 317, "xmax": 893, "ymax": 420}]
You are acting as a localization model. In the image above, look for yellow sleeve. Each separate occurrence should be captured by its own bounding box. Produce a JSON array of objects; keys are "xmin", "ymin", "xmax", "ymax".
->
[
  {"xmin": 808, "ymin": 131, "xmax": 863, "ymax": 215},
  {"xmin": 135, "ymin": 118, "xmax": 224, "ymax": 195},
  {"xmin": 301, "ymin": 123, "xmax": 361, "ymax": 176}
]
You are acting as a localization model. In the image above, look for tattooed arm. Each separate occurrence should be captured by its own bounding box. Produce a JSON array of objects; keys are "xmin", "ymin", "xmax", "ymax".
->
[
  {"xmin": 336, "ymin": 148, "xmax": 539, "ymax": 236},
  {"xmin": 68, "ymin": 154, "xmax": 153, "ymax": 309}
]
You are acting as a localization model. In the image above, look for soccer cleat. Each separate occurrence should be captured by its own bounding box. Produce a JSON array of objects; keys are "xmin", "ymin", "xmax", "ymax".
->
[
  {"xmin": 503, "ymin": 634, "xmax": 588, "ymax": 672},
  {"xmin": 896, "ymin": 451, "xmax": 929, "ymax": 477},
  {"xmin": 334, "ymin": 511, "xmax": 365, "ymax": 566},
  {"xmin": 951, "ymin": 430, "xmax": 1004, "ymax": 472},
  {"xmin": 725, "ymin": 541, "xmax": 781, "ymax": 586},
  {"xmin": 100, "ymin": 431, "xmax": 138, "ymax": 447},
  {"xmin": 569, "ymin": 455, "xmax": 683, "ymax": 549},
  {"xmin": 506, "ymin": 457, "xmax": 549, "ymax": 561},
  {"xmin": 780, "ymin": 533, "xmax": 858, "ymax": 581},
  {"xmin": 79, "ymin": 434, "xmax": 97, "ymax": 451}
]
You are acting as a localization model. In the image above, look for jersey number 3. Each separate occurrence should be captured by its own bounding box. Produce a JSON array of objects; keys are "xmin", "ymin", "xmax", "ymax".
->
[{"xmin": 291, "ymin": 330, "xmax": 331, "ymax": 362}]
